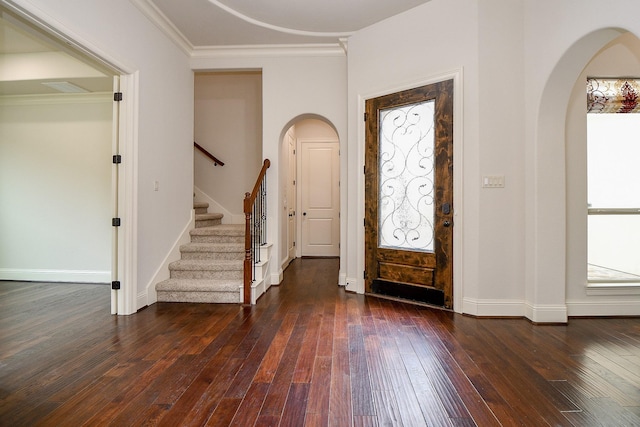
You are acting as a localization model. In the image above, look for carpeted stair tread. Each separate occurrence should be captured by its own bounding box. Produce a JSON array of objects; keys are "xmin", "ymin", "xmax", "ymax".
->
[
  {"xmin": 180, "ymin": 243, "xmax": 244, "ymax": 253},
  {"xmin": 156, "ymin": 278, "xmax": 241, "ymax": 292},
  {"xmin": 169, "ymin": 259, "xmax": 243, "ymax": 271},
  {"xmin": 193, "ymin": 201, "xmax": 209, "ymax": 209},
  {"xmin": 195, "ymin": 212, "xmax": 223, "ymax": 221},
  {"xmin": 190, "ymin": 224, "xmax": 244, "ymax": 235}
]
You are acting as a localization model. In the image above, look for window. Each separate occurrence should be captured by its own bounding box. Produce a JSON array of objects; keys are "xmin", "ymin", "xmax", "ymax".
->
[{"xmin": 587, "ymin": 78, "xmax": 640, "ymax": 283}]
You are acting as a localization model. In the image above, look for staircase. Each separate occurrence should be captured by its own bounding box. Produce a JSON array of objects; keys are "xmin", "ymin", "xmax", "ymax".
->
[{"xmin": 155, "ymin": 202, "xmax": 245, "ymax": 303}]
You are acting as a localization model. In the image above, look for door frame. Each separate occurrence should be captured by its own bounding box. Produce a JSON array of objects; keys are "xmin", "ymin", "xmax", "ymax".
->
[
  {"xmin": 355, "ymin": 69, "xmax": 464, "ymax": 312},
  {"xmin": 296, "ymin": 137, "xmax": 340, "ymax": 257}
]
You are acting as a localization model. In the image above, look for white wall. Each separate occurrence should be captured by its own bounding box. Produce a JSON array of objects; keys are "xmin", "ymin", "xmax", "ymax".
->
[
  {"xmin": 0, "ymin": 94, "xmax": 112, "ymax": 282},
  {"xmin": 191, "ymin": 52, "xmax": 347, "ymax": 285},
  {"xmin": 348, "ymin": 0, "xmax": 640, "ymax": 320},
  {"xmin": 346, "ymin": 0, "xmax": 480, "ymax": 312},
  {"xmin": 10, "ymin": 0, "xmax": 195, "ymax": 312},
  {"xmin": 194, "ymin": 72, "xmax": 262, "ymax": 217}
]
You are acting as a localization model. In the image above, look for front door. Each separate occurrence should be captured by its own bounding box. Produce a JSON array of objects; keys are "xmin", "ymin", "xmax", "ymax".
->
[{"xmin": 365, "ymin": 80, "xmax": 454, "ymax": 308}]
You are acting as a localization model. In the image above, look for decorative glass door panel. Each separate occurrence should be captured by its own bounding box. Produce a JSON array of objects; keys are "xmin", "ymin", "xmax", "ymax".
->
[
  {"xmin": 365, "ymin": 80, "xmax": 454, "ymax": 308},
  {"xmin": 379, "ymin": 100, "xmax": 435, "ymax": 252}
]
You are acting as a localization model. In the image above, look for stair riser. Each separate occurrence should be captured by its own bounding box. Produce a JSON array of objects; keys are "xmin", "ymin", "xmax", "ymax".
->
[
  {"xmin": 181, "ymin": 252, "xmax": 244, "ymax": 261},
  {"xmin": 194, "ymin": 207, "xmax": 208, "ymax": 215},
  {"xmin": 195, "ymin": 219, "xmax": 222, "ymax": 228},
  {"xmin": 157, "ymin": 291, "xmax": 240, "ymax": 303},
  {"xmin": 191, "ymin": 235, "xmax": 244, "ymax": 244},
  {"xmin": 170, "ymin": 270, "xmax": 243, "ymax": 280}
]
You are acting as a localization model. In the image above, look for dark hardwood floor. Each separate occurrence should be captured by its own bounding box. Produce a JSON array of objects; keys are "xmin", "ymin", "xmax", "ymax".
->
[{"xmin": 1, "ymin": 259, "xmax": 640, "ymax": 426}]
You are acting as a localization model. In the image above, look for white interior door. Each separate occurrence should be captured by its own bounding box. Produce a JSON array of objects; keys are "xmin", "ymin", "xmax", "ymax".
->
[
  {"xmin": 286, "ymin": 130, "xmax": 297, "ymax": 262},
  {"xmin": 298, "ymin": 140, "xmax": 340, "ymax": 257}
]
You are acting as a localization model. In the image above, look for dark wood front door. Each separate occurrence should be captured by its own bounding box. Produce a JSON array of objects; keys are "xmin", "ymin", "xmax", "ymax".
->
[{"xmin": 365, "ymin": 80, "xmax": 454, "ymax": 308}]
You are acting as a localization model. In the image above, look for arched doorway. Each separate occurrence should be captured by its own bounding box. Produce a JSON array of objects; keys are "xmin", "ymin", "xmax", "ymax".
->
[
  {"xmin": 281, "ymin": 116, "xmax": 340, "ymax": 266},
  {"xmin": 531, "ymin": 28, "xmax": 630, "ymax": 321}
]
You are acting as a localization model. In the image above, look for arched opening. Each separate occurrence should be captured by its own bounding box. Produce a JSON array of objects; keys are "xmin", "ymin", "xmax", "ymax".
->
[
  {"xmin": 565, "ymin": 31, "xmax": 640, "ymax": 315},
  {"xmin": 531, "ymin": 28, "xmax": 629, "ymax": 321},
  {"xmin": 280, "ymin": 115, "xmax": 340, "ymax": 270}
]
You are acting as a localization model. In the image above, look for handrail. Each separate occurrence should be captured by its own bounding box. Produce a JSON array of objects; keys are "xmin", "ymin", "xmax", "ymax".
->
[
  {"xmin": 243, "ymin": 159, "xmax": 271, "ymax": 304},
  {"xmin": 194, "ymin": 142, "xmax": 225, "ymax": 166}
]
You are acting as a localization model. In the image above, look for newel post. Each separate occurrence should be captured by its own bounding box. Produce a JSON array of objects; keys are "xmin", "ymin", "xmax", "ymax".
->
[{"xmin": 243, "ymin": 192, "xmax": 252, "ymax": 305}]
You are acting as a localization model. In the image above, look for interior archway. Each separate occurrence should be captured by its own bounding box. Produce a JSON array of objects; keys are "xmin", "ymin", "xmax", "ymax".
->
[
  {"xmin": 279, "ymin": 115, "xmax": 342, "ymax": 273},
  {"xmin": 530, "ymin": 28, "xmax": 627, "ymax": 322}
]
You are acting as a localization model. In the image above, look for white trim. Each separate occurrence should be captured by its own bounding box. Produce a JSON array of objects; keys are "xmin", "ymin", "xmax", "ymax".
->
[
  {"xmin": 191, "ymin": 44, "xmax": 345, "ymax": 59},
  {"xmin": 117, "ymin": 72, "xmax": 139, "ymax": 315},
  {"xmin": 462, "ymin": 298, "xmax": 525, "ymax": 317},
  {"xmin": 144, "ymin": 210, "xmax": 195, "ymax": 307},
  {"xmin": 0, "ymin": 92, "xmax": 112, "ymax": 105},
  {"xmin": 356, "ymin": 68, "xmax": 465, "ymax": 313},
  {"xmin": 271, "ymin": 268, "xmax": 284, "ymax": 285},
  {"xmin": 462, "ymin": 298, "xmax": 568, "ymax": 323},
  {"xmin": 339, "ymin": 273, "xmax": 347, "ymax": 287},
  {"xmin": 345, "ymin": 276, "xmax": 358, "ymax": 290},
  {"xmin": 0, "ymin": 268, "xmax": 110, "ymax": 283},
  {"xmin": 586, "ymin": 282, "xmax": 640, "ymax": 296},
  {"xmin": 129, "ymin": 0, "xmax": 193, "ymax": 55},
  {"xmin": 567, "ymin": 300, "xmax": 640, "ymax": 317},
  {"xmin": 524, "ymin": 303, "xmax": 568, "ymax": 324}
]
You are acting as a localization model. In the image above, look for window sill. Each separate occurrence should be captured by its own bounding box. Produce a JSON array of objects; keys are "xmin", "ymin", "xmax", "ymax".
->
[{"xmin": 586, "ymin": 282, "xmax": 640, "ymax": 296}]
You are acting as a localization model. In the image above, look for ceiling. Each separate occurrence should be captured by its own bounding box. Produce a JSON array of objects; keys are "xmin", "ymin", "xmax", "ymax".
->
[
  {"xmin": 146, "ymin": 0, "xmax": 430, "ymax": 47},
  {"xmin": 0, "ymin": 0, "xmax": 430, "ymax": 96}
]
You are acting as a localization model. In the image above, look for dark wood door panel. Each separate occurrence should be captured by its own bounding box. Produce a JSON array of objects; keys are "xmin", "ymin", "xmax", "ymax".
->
[{"xmin": 379, "ymin": 262, "xmax": 434, "ymax": 287}]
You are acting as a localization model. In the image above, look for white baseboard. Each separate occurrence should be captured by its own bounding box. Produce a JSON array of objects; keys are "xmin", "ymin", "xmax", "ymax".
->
[
  {"xmin": 339, "ymin": 272, "xmax": 347, "ymax": 287},
  {"xmin": 345, "ymin": 276, "xmax": 361, "ymax": 293},
  {"xmin": 0, "ymin": 268, "xmax": 110, "ymax": 283},
  {"xmin": 462, "ymin": 298, "xmax": 568, "ymax": 323},
  {"xmin": 271, "ymin": 269, "xmax": 283, "ymax": 286},
  {"xmin": 462, "ymin": 298, "xmax": 525, "ymax": 317},
  {"xmin": 524, "ymin": 303, "xmax": 568, "ymax": 323},
  {"xmin": 144, "ymin": 211, "xmax": 195, "ymax": 306},
  {"xmin": 193, "ymin": 186, "xmax": 244, "ymax": 224},
  {"xmin": 567, "ymin": 300, "xmax": 640, "ymax": 317}
]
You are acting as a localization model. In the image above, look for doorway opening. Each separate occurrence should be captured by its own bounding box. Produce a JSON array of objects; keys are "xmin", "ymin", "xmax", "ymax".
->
[
  {"xmin": 0, "ymin": 5, "xmax": 122, "ymax": 312},
  {"xmin": 282, "ymin": 117, "xmax": 340, "ymax": 266}
]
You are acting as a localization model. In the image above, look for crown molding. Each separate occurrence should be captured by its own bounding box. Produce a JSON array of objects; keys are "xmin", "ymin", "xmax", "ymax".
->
[
  {"xmin": 130, "ymin": 0, "xmax": 193, "ymax": 55},
  {"xmin": 191, "ymin": 43, "xmax": 346, "ymax": 59}
]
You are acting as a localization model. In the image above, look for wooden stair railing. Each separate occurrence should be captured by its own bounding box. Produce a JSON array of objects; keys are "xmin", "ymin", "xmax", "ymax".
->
[
  {"xmin": 194, "ymin": 141, "xmax": 225, "ymax": 166},
  {"xmin": 243, "ymin": 159, "xmax": 271, "ymax": 304}
]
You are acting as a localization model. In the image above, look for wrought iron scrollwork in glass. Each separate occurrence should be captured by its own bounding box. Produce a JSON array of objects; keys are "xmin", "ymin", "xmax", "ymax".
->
[{"xmin": 378, "ymin": 100, "xmax": 435, "ymax": 252}]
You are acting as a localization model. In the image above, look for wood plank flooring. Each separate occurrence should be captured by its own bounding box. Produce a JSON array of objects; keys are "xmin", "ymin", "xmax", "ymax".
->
[{"xmin": 1, "ymin": 258, "xmax": 640, "ymax": 426}]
